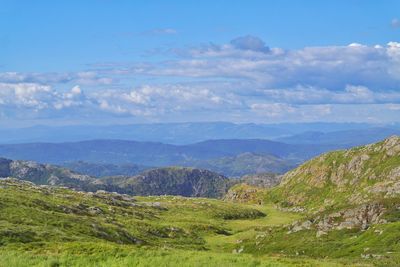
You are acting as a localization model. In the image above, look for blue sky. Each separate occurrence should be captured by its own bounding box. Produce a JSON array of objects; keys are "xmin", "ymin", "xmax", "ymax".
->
[{"xmin": 1, "ymin": 0, "xmax": 400, "ymax": 126}]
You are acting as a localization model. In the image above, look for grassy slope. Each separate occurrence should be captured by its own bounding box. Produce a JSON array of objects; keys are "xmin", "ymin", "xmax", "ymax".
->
[
  {"xmin": 268, "ymin": 136, "xmax": 400, "ymax": 212},
  {"xmin": 0, "ymin": 179, "xmax": 354, "ymax": 267}
]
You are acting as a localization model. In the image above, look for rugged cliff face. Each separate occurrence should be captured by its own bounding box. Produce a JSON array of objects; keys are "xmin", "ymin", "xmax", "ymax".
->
[{"xmin": 270, "ymin": 136, "xmax": 400, "ymax": 211}]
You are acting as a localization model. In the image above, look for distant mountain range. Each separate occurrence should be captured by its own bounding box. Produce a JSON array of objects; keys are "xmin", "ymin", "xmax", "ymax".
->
[
  {"xmin": 0, "ymin": 139, "xmax": 339, "ymax": 176},
  {"xmin": 188, "ymin": 152, "xmax": 295, "ymax": 177},
  {"xmin": 64, "ymin": 152, "xmax": 293, "ymax": 178},
  {"xmin": 276, "ymin": 127, "xmax": 400, "ymax": 146},
  {"xmin": 0, "ymin": 122, "xmax": 399, "ymax": 177},
  {"xmin": 0, "ymin": 122, "xmax": 393, "ymax": 144}
]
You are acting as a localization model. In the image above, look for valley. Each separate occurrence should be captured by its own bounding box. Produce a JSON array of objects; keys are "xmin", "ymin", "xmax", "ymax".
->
[{"xmin": 0, "ymin": 136, "xmax": 400, "ymax": 266}]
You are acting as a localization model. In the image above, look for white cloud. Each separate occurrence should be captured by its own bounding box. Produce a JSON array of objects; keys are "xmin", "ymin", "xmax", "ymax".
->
[
  {"xmin": 0, "ymin": 82, "xmax": 53, "ymax": 109},
  {"xmin": 1, "ymin": 36, "xmax": 400, "ymax": 124},
  {"xmin": 124, "ymin": 40, "xmax": 400, "ymax": 91}
]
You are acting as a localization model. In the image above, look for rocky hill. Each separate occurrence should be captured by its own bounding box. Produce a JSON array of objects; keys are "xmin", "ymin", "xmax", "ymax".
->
[
  {"xmin": 2, "ymin": 138, "xmax": 400, "ymax": 265},
  {"xmin": 223, "ymin": 184, "xmax": 266, "ymax": 204},
  {"xmin": 0, "ymin": 158, "xmax": 232, "ymax": 198},
  {"xmin": 101, "ymin": 167, "xmax": 233, "ymax": 198},
  {"xmin": 270, "ymin": 136, "xmax": 400, "ymax": 212},
  {"xmin": 0, "ymin": 158, "xmax": 96, "ymax": 190},
  {"xmin": 240, "ymin": 172, "xmax": 282, "ymax": 188}
]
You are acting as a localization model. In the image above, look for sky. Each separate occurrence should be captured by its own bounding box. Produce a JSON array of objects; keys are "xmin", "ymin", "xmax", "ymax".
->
[{"xmin": 1, "ymin": 0, "xmax": 400, "ymax": 127}]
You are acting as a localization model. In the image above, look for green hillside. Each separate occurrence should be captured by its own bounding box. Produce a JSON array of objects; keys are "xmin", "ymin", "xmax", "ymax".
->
[
  {"xmin": 269, "ymin": 135, "xmax": 400, "ymax": 211},
  {"xmin": 1, "ymin": 137, "xmax": 400, "ymax": 266},
  {"xmin": 0, "ymin": 178, "xmax": 344, "ymax": 267}
]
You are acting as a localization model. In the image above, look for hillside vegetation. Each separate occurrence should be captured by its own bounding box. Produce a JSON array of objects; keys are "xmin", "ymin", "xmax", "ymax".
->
[
  {"xmin": 1, "ymin": 137, "xmax": 400, "ymax": 266},
  {"xmin": 270, "ymin": 136, "xmax": 400, "ymax": 211},
  {"xmin": 0, "ymin": 178, "xmax": 344, "ymax": 266}
]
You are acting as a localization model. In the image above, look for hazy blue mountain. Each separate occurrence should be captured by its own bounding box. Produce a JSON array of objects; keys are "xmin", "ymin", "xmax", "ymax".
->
[
  {"xmin": 188, "ymin": 152, "xmax": 295, "ymax": 177},
  {"xmin": 0, "ymin": 122, "xmax": 287, "ymax": 144},
  {"xmin": 0, "ymin": 139, "xmax": 339, "ymax": 168},
  {"xmin": 0, "ymin": 122, "xmax": 391, "ymax": 145},
  {"xmin": 276, "ymin": 127, "xmax": 400, "ymax": 146}
]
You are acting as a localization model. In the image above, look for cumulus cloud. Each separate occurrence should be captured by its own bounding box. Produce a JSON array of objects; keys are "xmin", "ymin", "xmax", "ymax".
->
[
  {"xmin": 0, "ymin": 83, "xmax": 53, "ymax": 109},
  {"xmin": 120, "ymin": 39, "xmax": 400, "ymax": 91},
  {"xmin": 91, "ymin": 83, "xmax": 243, "ymax": 118},
  {"xmin": 1, "ymin": 36, "xmax": 400, "ymax": 123},
  {"xmin": 0, "ymin": 83, "xmax": 91, "ymax": 116}
]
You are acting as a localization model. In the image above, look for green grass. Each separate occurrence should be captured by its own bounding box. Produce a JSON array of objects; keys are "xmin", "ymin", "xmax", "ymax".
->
[
  {"xmin": 0, "ymin": 242, "xmax": 357, "ymax": 267},
  {"xmin": 0, "ymin": 179, "xmax": 398, "ymax": 266}
]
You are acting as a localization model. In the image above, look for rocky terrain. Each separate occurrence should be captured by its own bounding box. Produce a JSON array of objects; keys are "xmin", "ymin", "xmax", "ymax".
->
[
  {"xmin": 0, "ymin": 157, "xmax": 96, "ymax": 190},
  {"xmin": 101, "ymin": 167, "xmax": 233, "ymax": 198},
  {"xmin": 0, "ymin": 158, "xmax": 232, "ymax": 198},
  {"xmin": 223, "ymin": 183, "xmax": 266, "ymax": 204},
  {"xmin": 259, "ymin": 136, "xmax": 400, "ymax": 240},
  {"xmin": 240, "ymin": 172, "xmax": 282, "ymax": 188},
  {"xmin": 270, "ymin": 135, "xmax": 400, "ymax": 211},
  {"xmin": 1, "ymin": 137, "xmax": 400, "ymax": 265}
]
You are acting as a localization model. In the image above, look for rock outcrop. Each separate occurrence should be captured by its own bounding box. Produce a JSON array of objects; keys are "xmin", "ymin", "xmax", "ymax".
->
[
  {"xmin": 271, "ymin": 136, "xmax": 400, "ymax": 211},
  {"xmin": 224, "ymin": 184, "xmax": 265, "ymax": 204}
]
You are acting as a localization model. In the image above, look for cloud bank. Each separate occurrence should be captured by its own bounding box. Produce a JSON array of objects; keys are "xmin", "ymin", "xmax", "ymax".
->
[{"xmin": 1, "ymin": 36, "xmax": 400, "ymax": 124}]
